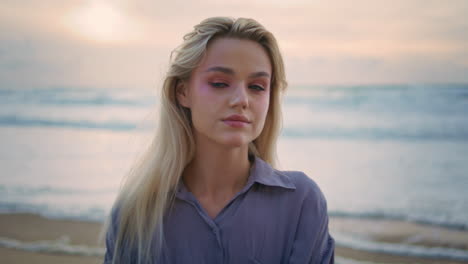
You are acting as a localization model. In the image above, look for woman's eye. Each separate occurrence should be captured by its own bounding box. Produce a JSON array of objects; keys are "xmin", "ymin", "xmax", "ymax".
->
[
  {"xmin": 249, "ymin": 84, "xmax": 265, "ymax": 91},
  {"xmin": 209, "ymin": 82, "xmax": 228, "ymax": 88}
]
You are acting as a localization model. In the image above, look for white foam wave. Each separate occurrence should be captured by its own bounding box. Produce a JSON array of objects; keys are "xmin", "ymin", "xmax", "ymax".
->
[
  {"xmin": 334, "ymin": 232, "xmax": 468, "ymax": 261},
  {"xmin": 0, "ymin": 236, "xmax": 105, "ymax": 257},
  {"xmin": 0, "ymin": 237, "xmax": 409, "ymax": 264},
  {"xmin": 329, "ymin": 211, "xmax": 468, "ymax": 231},
  {"xmin": 335, "ymin": 256, "xmax": 382, "ymax": 264}
]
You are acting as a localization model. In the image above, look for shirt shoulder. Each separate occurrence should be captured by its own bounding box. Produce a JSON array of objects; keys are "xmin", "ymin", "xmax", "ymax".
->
[
  {"xmin": 278, "ymin": 171, "xmax": 335, "ymax": 263},
  {"xmin": 273, "ymin": 169, "xmax": 328, "ymax": 208}
]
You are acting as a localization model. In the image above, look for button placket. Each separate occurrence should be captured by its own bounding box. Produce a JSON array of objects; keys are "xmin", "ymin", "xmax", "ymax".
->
[{"xmin": 212, "ymin": 226, "xmax": 222, "ymax": 246}]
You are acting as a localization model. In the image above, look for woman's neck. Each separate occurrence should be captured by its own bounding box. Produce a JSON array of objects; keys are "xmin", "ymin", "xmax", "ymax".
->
[{"xmin": 182, "ymin": 139, "xmax": 251, "ymax": 200}]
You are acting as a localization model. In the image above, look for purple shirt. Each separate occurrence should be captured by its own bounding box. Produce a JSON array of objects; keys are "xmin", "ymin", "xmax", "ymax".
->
[{"xmin": 104, "ymin": 156, "xmax": 335, "ymax": 264}]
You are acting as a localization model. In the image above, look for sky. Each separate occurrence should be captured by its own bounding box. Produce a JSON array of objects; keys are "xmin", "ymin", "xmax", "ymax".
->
[{"xmin": 0, "ymin": 0, "xmax": 467, "ymax": 90}]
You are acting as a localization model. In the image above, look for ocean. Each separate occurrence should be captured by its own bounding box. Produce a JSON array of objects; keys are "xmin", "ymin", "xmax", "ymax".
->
[{"xmin": 1, "ymin": 84, "xmax": 468, "ymax": 261}]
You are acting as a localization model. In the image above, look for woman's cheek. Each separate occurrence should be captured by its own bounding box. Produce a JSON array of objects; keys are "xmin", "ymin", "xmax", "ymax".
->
[{"xmin": 260, "ymin": 93, "xmax": 270, "ymax": 112}]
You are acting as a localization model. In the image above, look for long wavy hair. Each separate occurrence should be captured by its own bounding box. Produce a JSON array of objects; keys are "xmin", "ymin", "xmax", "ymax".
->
[{"xmin": 102, "ymin": 16, "xmax": 287, "ymax": 264}]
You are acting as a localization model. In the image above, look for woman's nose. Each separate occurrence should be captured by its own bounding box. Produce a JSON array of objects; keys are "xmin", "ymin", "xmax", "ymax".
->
[{"xmin": 230, "ymin": 84, "xmax": 249, "ymax": 109}]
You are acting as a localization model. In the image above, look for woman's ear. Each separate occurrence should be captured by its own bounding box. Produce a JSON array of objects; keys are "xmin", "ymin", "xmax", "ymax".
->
[{"xmin": 176, "ymin": 80, "xmax": 190, "ymax": 108}]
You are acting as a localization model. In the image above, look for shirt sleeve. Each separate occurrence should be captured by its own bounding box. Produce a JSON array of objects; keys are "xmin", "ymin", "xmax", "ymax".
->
[{"xmin": 288, "ymin": 182, "xmax": 335, "ymax": 264}]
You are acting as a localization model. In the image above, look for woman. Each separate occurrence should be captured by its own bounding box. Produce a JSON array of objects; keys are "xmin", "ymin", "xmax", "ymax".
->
[{"xmin": 103, "ymin": 17, "xmax": 335, "ymax": 264}]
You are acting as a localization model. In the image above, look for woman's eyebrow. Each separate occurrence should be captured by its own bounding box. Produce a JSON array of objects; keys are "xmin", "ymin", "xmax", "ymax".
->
[
  {"xmin": 205, "ymin": 66, "xmax": 234, "ymax": 75},
  {"xmin": 249, "ymin": 71, "xmax": 270, "ymax": 78},
  {"xmin": 205, "ymin": 66, "xmax": 270, "ymax": 78}
]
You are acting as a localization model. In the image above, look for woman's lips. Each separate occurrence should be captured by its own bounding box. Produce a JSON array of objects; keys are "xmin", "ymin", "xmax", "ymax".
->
[
  {"xmin": 223, "ymin": 120, "xmax": 249, "ymax": 128},
  {"xmin": 222, "ymin": 114, "xmax": 251, "ymax": 128}
]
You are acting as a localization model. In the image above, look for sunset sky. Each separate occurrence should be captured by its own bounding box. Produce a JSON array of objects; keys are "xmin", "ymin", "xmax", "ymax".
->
[{"xmin": 1, "ymin": 0, "xmax": 467, "ymax": 89}]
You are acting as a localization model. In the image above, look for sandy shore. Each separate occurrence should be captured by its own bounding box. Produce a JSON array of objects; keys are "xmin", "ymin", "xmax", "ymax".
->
[
  {"xmin": 1, "ymin": 213, "xmax": 467, "ymax": 264},
  {"xmin": 0, "ymin": 213, "xmax": 104, "ymax": 264}
]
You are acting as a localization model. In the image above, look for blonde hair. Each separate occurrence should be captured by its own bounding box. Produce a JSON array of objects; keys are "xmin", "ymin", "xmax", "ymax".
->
[{"xmin": 102, "ymin": 16, "xmax": 287, "ymax": 264}]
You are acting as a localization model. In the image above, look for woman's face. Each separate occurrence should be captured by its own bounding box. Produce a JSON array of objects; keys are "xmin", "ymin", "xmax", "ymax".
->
[{"xmin": 177, "ymin": 37, "xmax": 272, "ymax": 149}]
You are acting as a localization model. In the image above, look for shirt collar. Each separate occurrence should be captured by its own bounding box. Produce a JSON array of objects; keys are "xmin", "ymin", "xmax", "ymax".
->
[
  {"xmin": 175, "ymin": 156, "xmax": 296, "ymax": 199},
  {"xmin": 248, "ymin": 156, "xmax": 296, "ymax": 190}
]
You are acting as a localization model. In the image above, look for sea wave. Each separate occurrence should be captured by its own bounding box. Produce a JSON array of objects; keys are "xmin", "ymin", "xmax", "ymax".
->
[
  {"xmin": 1, "ymin": 114, "xmax": 467, "ymax": 141},
  {"xmin": 0, "ymin": 202, "xmax": 108, "ymax": 223},
  {"xmin": 329, "ymin": 210, "xmax": 468, "ymax": 231},
  {"xmin": 334, "ymin": 231, "xmax": 468, "ymax": 261},
  {"xmin": 335, "ymin": 257, "xmax": 381, "ymax": 264},
  {"xmin": 0, "ymin": 237, "xmax": 384, "ymax": 264},
  {"xmin": 282, "ymin": 126, "xmax": 468, "ymax": 141},
  {"xmin": 0, "ymin": 115, "xmax": 138, "ymax": 131},
  {"xmin": 0, "ymin": 236, "xmax": 105, "ymax": 257},
  {"xmin": 0, "ymin": 185, "xmax": 113, "ymax": 222},
  {"xmin": 0, "ymin": 184, "xmax": 112, "ymax": 196},
  {"xmin": 0, "ymin": 87, "xmax": 155, "ymax": 107},
  {"xmin": 2, "ymin": 236, "xmax": 452, "ymax": 264},
  {"xmin": 1, "ymin": 229, "xmax": 467, "ymax": 262},
  {"xmin": 1, "ymin": 202, "xmax": 467, "ymax": 232},
  {"xmin": 2, "ymin": 184, "xmax": 467, "ymax": 230},
  {"xmin": 285, "ymin": 83, "xmax": 468, "ymax": 114}
]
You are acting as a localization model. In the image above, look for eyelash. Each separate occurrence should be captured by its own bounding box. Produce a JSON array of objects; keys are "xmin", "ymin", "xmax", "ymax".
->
[
  {"xmin": 209, "ymin": 82, "xmax": 265, "ymax": 91},
  {"xmin": 210, "ymin": 82, "xmax": 228, "ymax": 88},
  {"xmin": 249, "ymin": 84, "xmax": 265, "ymax": 91}
]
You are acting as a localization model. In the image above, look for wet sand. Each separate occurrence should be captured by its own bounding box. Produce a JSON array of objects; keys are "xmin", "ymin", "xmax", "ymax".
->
[{"xmin": 1, "ymin": 213, "xmax": 467, "ymax": 264}]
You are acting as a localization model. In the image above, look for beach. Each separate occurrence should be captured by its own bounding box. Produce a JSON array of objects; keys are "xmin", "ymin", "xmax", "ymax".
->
[
  {"xmin": 2, "ymin": 0, "xmax": 468, "ymax": 262},
  {"xmin": 1, "ymin": 213, "xmax": 467, "ymax": 264},
  {"xmin": 0, "ymin": 213, "xmax": 103, "ymax": 264}
]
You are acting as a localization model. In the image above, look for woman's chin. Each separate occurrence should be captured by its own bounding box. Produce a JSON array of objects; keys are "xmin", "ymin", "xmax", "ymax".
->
[{"xmin": 218, "ymin": 137, "xmax": 250, "ymax": 149}]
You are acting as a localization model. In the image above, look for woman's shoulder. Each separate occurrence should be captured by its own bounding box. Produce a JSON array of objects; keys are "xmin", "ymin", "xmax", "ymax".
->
[{"xmin": 272, "ymin": 168, "xmax": 328, "ymax": 205}]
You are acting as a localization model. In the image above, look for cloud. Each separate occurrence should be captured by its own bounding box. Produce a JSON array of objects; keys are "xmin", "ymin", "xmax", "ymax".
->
[
  {"xmin": 286, "ymin": 54, "xmax": 468, "ymax": 85},
  {"xmin": 0, "ymin": 0, "xmax": 467, "ymax": 89}
]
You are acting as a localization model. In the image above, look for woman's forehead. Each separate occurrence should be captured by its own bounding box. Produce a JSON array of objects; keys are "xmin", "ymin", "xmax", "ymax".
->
[{"xmin": 197, "ymin": 38, "xmax": 272, "ymax": 77}]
